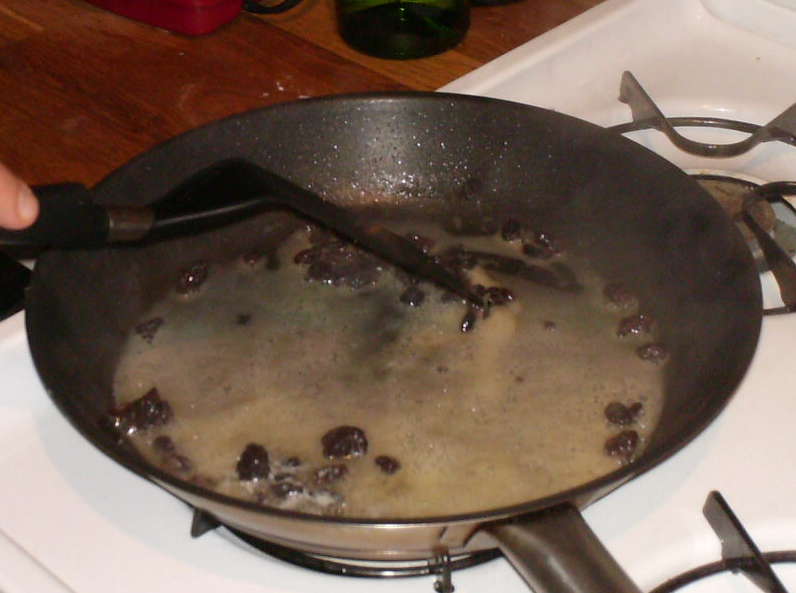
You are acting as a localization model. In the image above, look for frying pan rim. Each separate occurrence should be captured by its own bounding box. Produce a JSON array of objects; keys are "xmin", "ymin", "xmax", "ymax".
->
[{"xmin": 26, "ymin": 90, "xmax": 763, "ymax": 529}]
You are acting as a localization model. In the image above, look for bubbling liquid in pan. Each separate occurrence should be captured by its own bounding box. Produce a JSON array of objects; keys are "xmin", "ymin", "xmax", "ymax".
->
[{"xmin": 113, "ymin": 220, "xmax": 666, "ymax": 519}]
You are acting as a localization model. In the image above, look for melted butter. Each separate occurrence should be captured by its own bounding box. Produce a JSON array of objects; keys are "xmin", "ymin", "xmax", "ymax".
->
[{"xmin": 114, "ymin": 226, "xmax": 664, "ymax": 519}]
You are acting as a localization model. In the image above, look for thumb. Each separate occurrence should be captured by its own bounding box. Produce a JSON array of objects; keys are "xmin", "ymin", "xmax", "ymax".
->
[{"xmin": 0, "ymin": 164, "xmax": 39, "ymax": 230}]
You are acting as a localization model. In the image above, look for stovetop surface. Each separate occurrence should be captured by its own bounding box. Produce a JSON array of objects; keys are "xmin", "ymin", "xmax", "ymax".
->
[{"xmin": 4, "ymin": 0, "xmax": 796, "ymax": 591}]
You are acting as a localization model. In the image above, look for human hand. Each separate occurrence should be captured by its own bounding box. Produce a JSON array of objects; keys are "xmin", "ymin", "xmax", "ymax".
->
[{"xmin": 0, "ymin": 163, "xmax": 39, "ymax": 230}]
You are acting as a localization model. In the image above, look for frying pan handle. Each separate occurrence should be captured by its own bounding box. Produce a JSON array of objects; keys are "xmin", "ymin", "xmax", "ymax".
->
[
  {"xmin": 0, "ymin": 252, "xmax": 30, "ymax": 320},
  {"xmin": 0, "ymin": 184, "xmax": 110, "ymax": 247},
  {"xmin": 481, "ymin": 504, "xmax": 642, "ymax": 593}
]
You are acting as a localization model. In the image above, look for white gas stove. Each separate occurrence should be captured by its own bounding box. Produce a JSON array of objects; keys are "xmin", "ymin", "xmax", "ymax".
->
[{"xmin": 3, "ymin": 0, "xmax": 796, "ymax": 591}]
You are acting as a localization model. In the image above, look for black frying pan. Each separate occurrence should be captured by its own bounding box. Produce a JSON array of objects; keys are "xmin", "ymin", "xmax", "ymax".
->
[{"xmin": 13, "ymin": 93, "xmax": 762, "ymax": 592}]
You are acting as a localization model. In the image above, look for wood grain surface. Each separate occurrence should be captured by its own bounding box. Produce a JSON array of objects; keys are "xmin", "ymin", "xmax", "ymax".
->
[{"xmin": 0, "ymin": 0, "xmax": 603, "ymax": 185}]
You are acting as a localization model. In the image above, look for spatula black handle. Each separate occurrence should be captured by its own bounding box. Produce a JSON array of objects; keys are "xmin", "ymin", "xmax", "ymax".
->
[{"xmin": 0, "ymin": 184, "xmax": 110, "ymax": 247}]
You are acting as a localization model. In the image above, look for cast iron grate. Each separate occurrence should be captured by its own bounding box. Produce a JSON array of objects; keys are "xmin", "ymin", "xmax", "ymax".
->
[
  {"xmin": 649, "ymin": 491, "xmax": 794, "ymax": 593},
  {"xmin": 611, "ymin": 71, "xmax": 796, "ymax": 315}
]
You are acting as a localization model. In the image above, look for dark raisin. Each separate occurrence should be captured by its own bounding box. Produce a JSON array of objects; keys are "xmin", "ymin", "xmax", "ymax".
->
[
  {"xmin": 471, "ymin": 284, "xmax": 513, "ymax": 319},
  {"xmin": 543, "ymin": 320, "xmax": 557, "ymax": 331},
  {"xmin": 152, "ymin": 435, "xmax": 176, "ymax": 454},
  {"xmin": 460, "ymin": 308, "xmax": 478, "ymax": 332},
  {"xmin": 294, "ymin": 240, "xmax": 383, "ymax": 289},
  {"xmin": 501, "ymin": 219, "xmax": 522, "ymax": 241},
  {"xmin": 471, "ymin": 284, "xmax": 487, "ymax": 298},
  {"xmin": 485, "ymin": 286, "xmax": 514, "ymax": 306},
  {"xmin": 236, "ymin": 443, "xmax": 270, "ymax": 481},
  {"xmin": 521, "ymin": 231, "xmax": 559, "ymax": 258},
  {"xmin": 113, "ymin": 388, "xmax": 173, "ymax": 434},
  {"xmin": 399, "ymin": 286, "xmax": 425, "ymax": 307},
  {"xmin": 604, "ymin": 402, "xmax": 635, "ymax": 426},
  {"xmin": 236, "ymin": 313, "xmax": 252, "ymax": 325},
  {"xmin": 629, "ymin": 402, "xmax": 644, "ymax": 417},
  {"xmin": 314, "ymin": 464, "xmax": 349, "ymax": 484},
  {"xmin": 617, "ymin": 313, "xmax": 654, "ymax": 337},
  {"xmin": 375, "ymin": 455, "xmax": 401, "ymax": 475},
  {"xmin": 176, "ymin": 261, "xmax": 209, "ymax": 294},
  {"xmin": 270, "ymin": 482, "xmax": 304, "ymax": 499},
  {"xmin": 134, "ymin": 317, "xmax": 164, "ymax": 343},
  {"xmin": 604, "ymin": 430, "xmax": 640, "ymax": 463},
  {"xmin": 436, "ymin": 245, "xmax": 478, "ymax": 271},
  {"xmin": 321, "ymin": 426, "xmax": 368, "ymax": 459},
  {"xmin": 637, "ymin": 343, "xmax": 668, "ymax": 364},
  {"xmin": 603, "ymin": 283, "xmax": 636, "ymax": 307}
]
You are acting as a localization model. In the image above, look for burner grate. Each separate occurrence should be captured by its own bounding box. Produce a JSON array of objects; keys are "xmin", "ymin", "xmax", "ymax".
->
[
  {"xmin": 611, "ymin": 71, "xmax": 796, "ymax": 315},
  {"xmin": 190, "ymin": 508, "xmax": 499, "ymax": 592},
  {"xmin": 649, "ymin": 492, "xmax": 795, "ymax": 593},
  {"xmin": 649, "ymin": 552, "xmax": 796, "ymax": 593},
  {"xmin": 612, "ymin": 71, "xmax": 796, "ymax": 157}
]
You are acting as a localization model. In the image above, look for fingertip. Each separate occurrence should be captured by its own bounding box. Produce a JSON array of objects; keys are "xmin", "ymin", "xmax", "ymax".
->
[
  {"xmin": 0, "ymin": 163, "xmax": 38, "ymax": 230},
  {"xmin": 16, "ymin": 184, "xmax": 39, "ymax": 227}
]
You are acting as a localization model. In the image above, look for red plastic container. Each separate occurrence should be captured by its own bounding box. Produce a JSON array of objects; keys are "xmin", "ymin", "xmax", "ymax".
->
[{"xmin": 82, "ymin": 0, "xmax": 243, "ymax": 36}]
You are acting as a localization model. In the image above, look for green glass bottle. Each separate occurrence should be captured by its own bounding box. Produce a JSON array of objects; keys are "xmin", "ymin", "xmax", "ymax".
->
[{"xmin": 336, "ymin": 0, "xmax": 470, "ymax": 59}]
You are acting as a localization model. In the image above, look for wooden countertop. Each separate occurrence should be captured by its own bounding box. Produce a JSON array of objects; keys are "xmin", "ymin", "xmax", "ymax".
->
[{"xmin": 0, "ymin": 0, "xmax": 603, "ymax": 186}]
